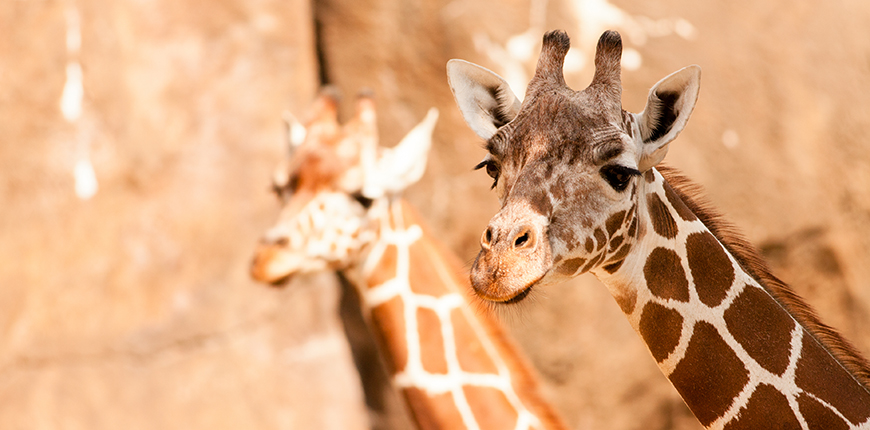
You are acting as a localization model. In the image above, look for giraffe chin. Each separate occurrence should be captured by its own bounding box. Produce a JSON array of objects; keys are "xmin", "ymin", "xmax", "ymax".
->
[
  {"xmin": 503, "ymin": 285, "xmax": 534, "ymax": 304},
  {"xmin": 471, "ymin": 272, "xmax": 546, "ymax": 304}
]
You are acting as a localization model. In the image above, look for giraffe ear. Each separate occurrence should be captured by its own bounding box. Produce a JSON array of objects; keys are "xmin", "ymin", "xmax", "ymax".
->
[
  {"xmin": 282, "ymin": 111, "xmax": 307, "ymax": 157},
  {"xmin": 447, "ymin": 59, "xmax": 521, "ymax": 140},
  {"xmin": 362, "ymin": 108, "xmax": 439, "ymax": 198},
  {"xmin": 637, "ymin": 65, "xmax": 701, "ymax": 172}
]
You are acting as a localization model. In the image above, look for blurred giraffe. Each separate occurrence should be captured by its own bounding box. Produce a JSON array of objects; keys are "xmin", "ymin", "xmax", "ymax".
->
[{"xmin": 250, "ymin": 90, "xmax": 567, "ymax": 430}]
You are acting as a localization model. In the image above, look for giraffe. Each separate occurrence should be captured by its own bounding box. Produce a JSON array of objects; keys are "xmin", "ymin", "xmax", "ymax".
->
[
  {"xmin": 250, "ymin": 89, "xmax": 568, "ymax": 430},
  {"xmin": 447, "ymin": 29, "xmax": 870, "ymax": 429}
]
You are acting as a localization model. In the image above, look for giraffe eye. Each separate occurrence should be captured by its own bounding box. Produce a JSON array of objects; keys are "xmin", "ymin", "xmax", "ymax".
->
[
  {"xmin": 351, "ymin": 192, "xmax": 374, "ymax": 209},
  {"xmin": 600, "ymin": 165, "xmax": 639, "ymax": 192},
  {"xmin": 474, "ymin": 159, "xmax": 500, "ymax": 189},
  {"xmin": 271, "ymin": 173, "xmax": 300, "ymax": 201}
]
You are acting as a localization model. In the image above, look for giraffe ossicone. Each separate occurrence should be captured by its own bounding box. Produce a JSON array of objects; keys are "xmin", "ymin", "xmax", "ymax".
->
[
  {"xmin": 448, "ymin": 29, "xmax": 870, "ymax": 429},
  {"xmin": 250, "ymin": 89, "xmax": 567, "ymax": 430}
]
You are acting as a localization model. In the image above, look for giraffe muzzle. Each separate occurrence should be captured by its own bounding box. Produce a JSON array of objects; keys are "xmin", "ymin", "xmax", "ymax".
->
[{"xmin": 471, "ymin": 217, "xmax": 553, "ymax": 303}]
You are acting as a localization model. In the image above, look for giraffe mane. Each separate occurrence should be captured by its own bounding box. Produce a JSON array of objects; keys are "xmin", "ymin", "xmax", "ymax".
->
[{"xmin": 657, "ymin": 165, "xmax": 870, "ymax": 388}]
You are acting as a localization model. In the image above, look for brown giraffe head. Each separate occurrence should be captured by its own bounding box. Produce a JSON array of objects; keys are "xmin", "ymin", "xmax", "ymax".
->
[
  {"xmin": 447, "ymin": 30, "xmax": 700, "ymax": 302},
  {"xmin": 250, "ymin": 89, "xmax": 438, "ymax": 284}
]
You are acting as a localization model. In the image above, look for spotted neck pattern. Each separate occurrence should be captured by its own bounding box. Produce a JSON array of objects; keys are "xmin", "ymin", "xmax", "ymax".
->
[
  {"xmin": 588, "ymin": 167, "xmax": 870, "ymax": 429},
  {"xmin": 345, "ymin": 197, "xmax": 566, "ymax": 430}
]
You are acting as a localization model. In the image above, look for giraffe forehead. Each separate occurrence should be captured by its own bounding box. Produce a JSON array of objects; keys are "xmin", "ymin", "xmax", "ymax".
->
[{"xmin": 490, "ymin": 90, "xmax": 626, "ymax": 164}]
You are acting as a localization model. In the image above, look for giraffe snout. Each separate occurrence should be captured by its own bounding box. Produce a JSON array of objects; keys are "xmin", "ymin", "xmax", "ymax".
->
[
  {"xmin": 481, "ymin": 223, "xmax": 538, "ymax": 252},
  {"xmin": 471, "ymin": 215, "xmax": 552, "ymax": 303}
]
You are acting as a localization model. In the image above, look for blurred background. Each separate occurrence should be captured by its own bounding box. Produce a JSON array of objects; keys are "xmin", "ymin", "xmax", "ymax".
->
[{"xmin": 3, "ymin": 0, "xmax": 870, "ymax": 429}]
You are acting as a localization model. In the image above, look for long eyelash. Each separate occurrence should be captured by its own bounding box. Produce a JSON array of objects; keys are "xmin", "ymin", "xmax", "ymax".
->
[
  {"xmin": 473, "ymin": 160, "xmax": 499, "ymax": 189},
  {"xmin": 623, "ymin": 167, "xmax": 642, "ymax": 177}
]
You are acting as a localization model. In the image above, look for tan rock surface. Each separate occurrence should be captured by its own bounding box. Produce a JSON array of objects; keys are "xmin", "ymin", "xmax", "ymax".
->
[{"xmin": 3, "ymin": 0, "xmax": 870, "ymax": 429}]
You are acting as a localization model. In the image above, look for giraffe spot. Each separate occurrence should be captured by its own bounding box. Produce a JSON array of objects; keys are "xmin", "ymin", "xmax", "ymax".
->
[
  {"xmin": 606, "ymin": 210, "xmax": 627, "ymax": 237},
  {"xmin": 529, "ymin": 191, "xmax": 553, "ymax": 217},
  {"xmin": 603, "ymin": 242, "xmax": 632, "ymax": 274},
  {"xmin": 797, "ymin": 392, "xmax": 851, "ymax": 430},
  {"xmin": 722, "ymin": 384, "xmax": 801, "ymax": 430},
  {"xmin": 644, "ymin": 247, "xmax": 690, "ymax": 302},
  {"xmin": 723, "ymin": 285, "xmax": 794, "ymax": 375},
  {"xmin": 581, "ymin": 251, "xmax": 606, "ymax": 273},
  {"xmin": 408, "ymin": 239, "xmax": 457, "ymax": 297},
  {"xmin": 627, "ymin": 216, "xmax": 638, "ymax": 238},
  {"xmin": 594, "ymin": 228, "xmax": 607, "ymax": 250},
  {"xmin": 645, "ymin": 169, "xmax": 656, "ymax": 183},
  {"xmin": 669, "ymin": 321, "xmax": 749, "ymax": 427},
  {"xmin": 417, "ymin": 308, "xmax": 448, "ymax": 375},
  {"xmin": 686, "ymin": 231, "xmax": 735, "ymax": 307},
  {"xmin": 585, "ymin": 237, "xmax": 594, "ymax": 253},
  {"xmin": 602, "ymin": 260, "xmax": 623, "ymax": 274},
  {"xmin": 403, "ymin": 387, "xmax": 467, "ymax": 429},
  {"xmin": 606, "ymin": 242, "xmax": 632, "ymax": 264},
  {"xmin": 794, "ymin": 331, "xmax": 870, "ymax": 425},
  {"xmin": 367, "ymin": 244, "xmax": 398, "ymax": 289},
  {"xmin": 614, "ymin": 287, "xmax": 637, "ymax": 314},
  {"xmin": 450, "ymin": 308, "xmax": 499, "ymax": 375},
  {"xmin": 557, "ymin": 258, "xmax": 586, "ymax": 276},
  {"xmin": 608, "ymin": 235, "xmax": 624, "ymax": 253},
  {"xmin": 370, "ymin": 296, "xmax": 408, "ymax": 373},
  {"xmin": 647, "ymin": 192, "xmax": 678, "ymax": 239},
  {"xmin": 663, "ymin": 180, "xmax": 697, "ymax": 222},
  {"xmin": 638, "ymin": 302, "xmax": 684, "ymax": 362},
  {"xmin": 463, "ymin": 385, "xmax": 518, "ymax": 429}
]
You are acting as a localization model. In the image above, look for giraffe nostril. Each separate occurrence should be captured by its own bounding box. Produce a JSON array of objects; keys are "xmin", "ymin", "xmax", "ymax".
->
[
  {"xmin": 481, "ymin": 227, "xmax": 493, "ymax": 249},
  {"xmin": 274, "ymin": 237, "xmax": 289, "ymax": 247},
  {"xmin": 514, "ymin": 231, "xmax": 530, "ymax": 248}
]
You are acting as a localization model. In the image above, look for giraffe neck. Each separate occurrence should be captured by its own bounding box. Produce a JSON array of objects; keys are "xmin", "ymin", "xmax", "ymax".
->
[
  {"xmin": 346, "ymin": 197, "xmax": 566, "ymax": 430},
  {"xmin": 595, "ymin": 167, "xmax": 870, "ymax": 429}
]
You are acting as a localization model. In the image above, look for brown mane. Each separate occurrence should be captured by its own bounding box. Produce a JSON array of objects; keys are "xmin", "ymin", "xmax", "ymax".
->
[{"xmin": 657, "ymin": 165, "xmax": 870, "ymax": 388}]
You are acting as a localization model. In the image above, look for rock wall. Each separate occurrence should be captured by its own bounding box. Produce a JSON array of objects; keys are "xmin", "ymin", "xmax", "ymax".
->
[{"xmin": 2, "ymin": 0, "xmax": 870, "ymax": 429}]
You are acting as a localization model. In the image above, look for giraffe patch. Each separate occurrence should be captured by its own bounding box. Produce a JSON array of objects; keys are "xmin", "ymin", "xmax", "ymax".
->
[
  {"xmin": 644, "ymin": 247, "xmax": 690, "ymax": 302},
  {"xmin": 403, "ymin": 388, "xmax": 467, "ymax": 429},
  {"xmin": 594, "ymin": 227, "xmax": 607, "ymax": 251},
  {"xmin": 668, "ymin": 321, "xmax": 749, "ymax": 427},
  {"xmin": 686, "ymin": 231, "xmax": 734, "ymax": 307},
  {"xmin": 613, "ymin": 284, "xmax": 637, "ymax": 314},
  {"xmin": 417, "ymin": 307, "xmax": 449, "ymax": 375},
  {"xmin": 638, "ymin": 302, "xmax": 683, "ymax": 362},
  {"xmin": 663, "ymin": 180, "xmax": 697, "ymax": 222},
  {"xmin": 605, "ymin": 210, "xmax": 627, "ymax": 236},
  {"xmin": 647, "ymin": 192, "xmax": 678, "ymax": 239},
  {"xmin": 371, "ymin": 296, "xmax": 408, "ymax": 373},
  {"xmin": 608, "ymin": 235, "xmax": 624, "ymax": 253},
  {"xmin": 723, "ymin": 285, "xmax": 795, "ymax": 375},
  {"xmin": 794, "ymin": 331, "xmax": 870, "ymax": 425},
  {"xmin": 602, "ymin": 242, "xmax": 632, "ymax": 274},
  {"xmin": 627, "ymin": 216, "xmax": 638, "ymax": 238},
  {"xmin": 797, "ymin": 393, "xmax": 851, "ymax": 430},
  {"xmin": 450, "ymin": 308, "xmax": 500, "ymax": 375},
  {"xmin": 557, "ymin": 257, "xmax": 586, "ymax": 276},
  {"xmin": 463, "ymin": 385, "xmax": 519, "ymax": 429},
  {"xmin": 367, "ymin": 245, "xmax": 398, "ymax": 289},
  {"xmin": 581, "ymin": 252, "xmax": 606, "ymax": 273},
  {"xmin": 722, "ymin": 384, "xmax": 801, "ymax": 430}
]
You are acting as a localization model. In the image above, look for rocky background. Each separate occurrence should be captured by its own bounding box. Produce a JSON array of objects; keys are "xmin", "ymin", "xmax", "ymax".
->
[{"xmin": 3, "ymin": 0, "xmax": 870, "ymax": 429}]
